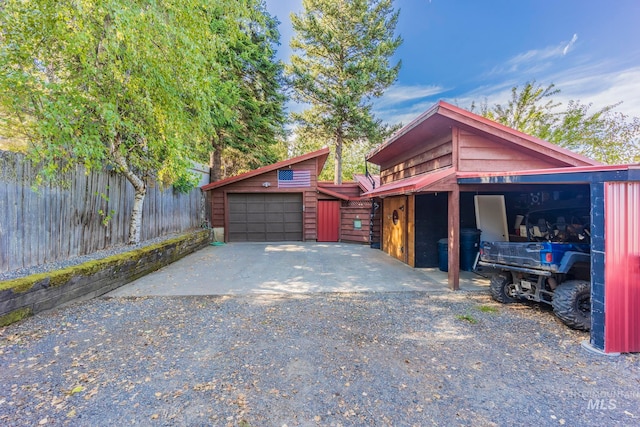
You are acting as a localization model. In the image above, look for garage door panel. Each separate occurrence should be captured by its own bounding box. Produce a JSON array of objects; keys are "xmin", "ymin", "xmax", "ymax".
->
[
  {"xmin": 247, "ymin": 212, "xmax": 266, "ymax": 222},
  {"xmin": 284, "ymin": 201, "xmax": 301, "ymax": 209},
  {"xmin": 285, "ymin": 224, "xmax": 302, "ymax": 233},
  {"xmin": 265, "ymin": 212, "xmax": 285, "ymax": 222},
  {"xmin": 229, "ymin": 202, "xmax": 247, "ymax": 214},
  {"xmin": 228, "ymin": 193, "xmax": 303, "ymax": 242},
  {"xmin": 283, "ymin": 212, "xmax": 302, "ymax": 222},
  {"xmin": 267, "ymin": 222, "xmax": 285, "ymax": 232}
]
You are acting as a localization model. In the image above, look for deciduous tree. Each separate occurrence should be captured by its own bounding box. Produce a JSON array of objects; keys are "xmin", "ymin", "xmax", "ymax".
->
[
  {"xmin": 476, "ymin": 81, "xmax": 640, "ymax": 164},
  {"xmin": 0, "ymin": 0, "xmax": 286, "ymax": 243}
]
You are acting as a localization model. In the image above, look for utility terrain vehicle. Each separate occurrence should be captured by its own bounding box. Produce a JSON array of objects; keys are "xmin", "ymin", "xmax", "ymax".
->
[{"xmin": 478, "ymin": 204, "xmax": 591, "ymax": 330}]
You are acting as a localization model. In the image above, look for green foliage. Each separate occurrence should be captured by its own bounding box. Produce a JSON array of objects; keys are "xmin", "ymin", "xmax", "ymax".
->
[
  {"xmin": 287, "ymin": 0, "xmax": 402, "ymax": 183},
  {"xmin": 172, "ymin": 172, "xmax": 200, "ymax": 194},
  {"xmin": 0, "ymin": 0, "xmax": 286, "ymax": 242},
  {"xmin": 455, "ymin": 314, "xmax": 478, "ymax": 324},
  {"xmin": 478, "ymin": 305, "xmax": 499, "ymax": 314},
  {"xmin": 549, "ymin": 101, "xmax": 640, "ymax": 164},
  {"xmin": 475, "ymin": 81, "xmax": 640, "ymax": 164},
  {"xmin": 291, "ymin": 126, "xmax": 379, "ymax": 181},
  {"xmin": 207, "ymin": 2, "xmax": 287, "ymax": 180},
  {"xmin": 0, "ymin": 307, "xmax": 32, "ymax": 327}
]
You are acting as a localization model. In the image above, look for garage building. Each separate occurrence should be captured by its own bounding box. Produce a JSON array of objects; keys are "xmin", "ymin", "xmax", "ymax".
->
[{"xmin": 202, "ymin": 147, "xmax": 381, "ymax": 244}]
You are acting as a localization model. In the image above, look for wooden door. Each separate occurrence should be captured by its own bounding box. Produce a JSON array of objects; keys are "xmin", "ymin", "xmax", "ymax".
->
[
  {"xmin": 317, "ymin": 200, "xmax": 340, "ymax": 242},
  {"xmin": 382, "ymin": 196, "xmax": 408, "ymax": 262}
]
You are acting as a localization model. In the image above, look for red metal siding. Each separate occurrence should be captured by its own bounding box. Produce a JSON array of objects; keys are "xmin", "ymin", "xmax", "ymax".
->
[
  {"xmin": 605, "ymin": 182, "xmax": 640, "ymax": 353},
  {"xmin": 317, "ymin": 200, "xmax": 340, "ymax": 242}
]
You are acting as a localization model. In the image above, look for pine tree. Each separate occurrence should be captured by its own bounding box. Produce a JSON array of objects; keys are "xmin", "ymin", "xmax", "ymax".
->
[
  {"xmin": 207, "ymin": 1, "xmax": 287, "ymax": 181},
  {"xmin": 287, "ymin": 0, "xmax": 401, "ymax": 184}
]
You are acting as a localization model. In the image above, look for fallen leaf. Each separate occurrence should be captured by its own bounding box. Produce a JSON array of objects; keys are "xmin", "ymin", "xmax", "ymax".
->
[{"xmin": 69, "ymin": 386, "xmax": 84, "ymax": 395}]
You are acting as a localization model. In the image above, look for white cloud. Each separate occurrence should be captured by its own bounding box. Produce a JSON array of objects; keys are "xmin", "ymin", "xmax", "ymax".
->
[
  {"xmin": 459, "ymin": 65, "xmax": 640, "ymax": 118},
  {"xmin": 374, "ymin": 63, "xmax": 640, "ymax": 129},
  {"xmin": 563, "ymin": 33, "xmax": 578, "ymax": 55},
  {"xmin": 488, "ymin": 35, "xmax": 580, "ymax": 76},
  {"xmin": 550, "ymin": 65, "xmax": 640, "ymax": 117},
  {"xmin": 374, "ymin": 83, "xmax": 447, "ymax": 108}
]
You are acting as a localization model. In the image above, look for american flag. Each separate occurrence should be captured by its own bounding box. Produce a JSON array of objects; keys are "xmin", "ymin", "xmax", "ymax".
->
[{"xmin": 278, "ymin": 169, "xmax": 311, "ymax": 188}]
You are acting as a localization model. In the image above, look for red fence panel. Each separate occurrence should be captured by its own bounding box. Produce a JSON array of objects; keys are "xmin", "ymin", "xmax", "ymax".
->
[{"xmin": 605, "ymin": 182, "xmax": 640, "ymax": 353}]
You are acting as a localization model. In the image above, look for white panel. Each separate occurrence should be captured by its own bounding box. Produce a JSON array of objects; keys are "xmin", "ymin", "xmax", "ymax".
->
[{"xmin": 474, "ymin": 195, "xmax": 509, "ymax": 242}]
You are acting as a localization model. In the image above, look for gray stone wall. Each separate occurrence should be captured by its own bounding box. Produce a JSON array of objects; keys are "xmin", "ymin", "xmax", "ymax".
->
[{"xmin": 0, "ymin": 229, "xmax": 212, "ymax": 326}]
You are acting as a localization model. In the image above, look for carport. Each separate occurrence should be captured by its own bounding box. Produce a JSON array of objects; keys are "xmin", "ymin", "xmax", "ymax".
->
[
  {"xmin": 364, "ymin": 101, "xmax": 599, "ymax": 291},
  {"xmin": 458, "ymin": 165, "xmax": 640, "ymax": 354}
]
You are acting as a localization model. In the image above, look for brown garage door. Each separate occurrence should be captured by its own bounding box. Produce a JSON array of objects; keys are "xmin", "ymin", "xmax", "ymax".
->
[{"xmin": 228, "ymin": 193, "xmax": 303, "ymax": 242}]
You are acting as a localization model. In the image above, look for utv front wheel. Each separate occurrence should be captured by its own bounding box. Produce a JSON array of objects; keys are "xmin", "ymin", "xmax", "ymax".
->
[
  {"xmin": 552, "ymin": 280, "xmax": 591, "ymax": 331},
  {"xmin": 490, "ymin": 273, "xmax": 518, "ymax": 303}
]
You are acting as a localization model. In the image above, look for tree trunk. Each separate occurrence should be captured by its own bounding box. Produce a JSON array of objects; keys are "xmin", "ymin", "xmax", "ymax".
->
[
  {"xmin": 210, "ymin": 133, "xmax": 223, "ymax": 182},
  {"xmin": 111, "ymin": 137, "xmax": 147, "ymax": 245},
  {"xmin": 128, "ymin": 186, "xmax": 146, "ymax": 245},
  {"xmin": 334, "ymin": 127, "xmax": 343, "ymax": 184}
]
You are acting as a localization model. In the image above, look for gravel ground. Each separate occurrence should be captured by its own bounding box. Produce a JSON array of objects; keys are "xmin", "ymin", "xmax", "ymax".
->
[
  {"xmin": 1, "ymin": 291, "xmax": 638, "ymax": 426},
  {"xmin": 0, "ymin": 234, "xmax": 181, "ymax": 282}
]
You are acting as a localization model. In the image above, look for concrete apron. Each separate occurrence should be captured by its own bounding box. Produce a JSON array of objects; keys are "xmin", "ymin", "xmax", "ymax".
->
[{"xmin": 107, "ymin": 242, "xmax": 489, "ymax": 297}]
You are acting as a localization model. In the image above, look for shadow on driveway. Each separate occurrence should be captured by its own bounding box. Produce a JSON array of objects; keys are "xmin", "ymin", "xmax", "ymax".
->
[{"xmin": 107, "ymin": 242, "xmax": 489, "ymax": 297}]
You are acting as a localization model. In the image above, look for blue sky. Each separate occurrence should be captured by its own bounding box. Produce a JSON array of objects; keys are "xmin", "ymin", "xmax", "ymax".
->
[{"xmin": 265, "ymin": 0, "xmax": 640, "ymax": 127}]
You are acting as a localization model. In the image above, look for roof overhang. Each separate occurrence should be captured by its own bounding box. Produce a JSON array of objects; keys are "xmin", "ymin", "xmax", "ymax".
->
[
  {"xmin": 457, "ymin": 164, "xmax": 640, "ymax": 185},
  {"xmin": 366, "ymin": 100, "xmax": 600, "ymax": 168},
  {"xmin": 317, "ymin": 185, "xmax": 351, "ymax": 201},
  {"xmin": 201, "ymin": 147, "xmax": 330, "ymax": 191},
  {"xmin": 363, "ymin": 168, "xmax": 455, "ymax": 198}
]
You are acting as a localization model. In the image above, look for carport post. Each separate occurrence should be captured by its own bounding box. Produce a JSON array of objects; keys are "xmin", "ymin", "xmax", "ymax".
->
[{"xmin": 448, "ymin": 189, "xmax": 460, "ymax": 290}]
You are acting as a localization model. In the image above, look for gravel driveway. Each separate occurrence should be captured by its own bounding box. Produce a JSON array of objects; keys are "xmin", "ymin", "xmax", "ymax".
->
[{"xmin": 1, "ymin": 290, "xmax": 639, "ymax": 426}]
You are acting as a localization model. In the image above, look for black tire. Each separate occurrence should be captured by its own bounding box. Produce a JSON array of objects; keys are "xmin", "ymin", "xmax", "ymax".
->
[
  {"xmin": 490, "ymin": 273, "xmax": 518, "ymax": 304},
  {"xmin": 552, "ymin": 280, "xmax": 591, "ymax": 331}
]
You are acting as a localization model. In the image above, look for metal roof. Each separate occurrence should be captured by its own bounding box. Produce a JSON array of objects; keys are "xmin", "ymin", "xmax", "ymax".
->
[
  {"xmin": 353, "ymin": 173, "xmax": 380, "ymax": 194},
  {"xmin": 363, "ymin": 168, "xmax": 455, "ymax": 198}
]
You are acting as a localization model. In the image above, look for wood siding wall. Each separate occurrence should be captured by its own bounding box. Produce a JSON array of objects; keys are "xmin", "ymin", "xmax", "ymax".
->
[
  {"xmin": 380, "ymin": 135, "xmax": 452, "ymax": 185},
  {"xmin": 457, "ymin": 129, "xmax": 563, "ymax": 172},
  {"xmin": 319, "ymin": 182, "xmax": 362, "ymax": 198},
  {"xmin": 341, "ymin": 200, "xmax": 376, "ymax": 244},
  {"xmin": 0, "ymin": 151, "xmax": 205, "ymax": 273},
  {"xmin": 207, "ymin": 158, "xmax": 320, "ymax": 241}
]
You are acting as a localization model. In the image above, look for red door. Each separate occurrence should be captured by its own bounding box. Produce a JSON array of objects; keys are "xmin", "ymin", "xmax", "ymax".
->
[{"xmin": 317, "ymin": 200, "xmax": 340, "ymax": 242}]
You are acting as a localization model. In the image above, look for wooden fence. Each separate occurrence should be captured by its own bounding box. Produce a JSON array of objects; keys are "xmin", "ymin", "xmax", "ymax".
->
[{"xmin": 0, "ymin": 150, "xmax": 208, "ymax": 273}]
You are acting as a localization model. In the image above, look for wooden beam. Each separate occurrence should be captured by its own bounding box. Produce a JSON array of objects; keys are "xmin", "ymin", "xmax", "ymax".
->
[
  {"xmin": 447, "ymin": 188, "xmax": 460, "ymax": 290},
  {"xmin": 452, "ymin": 126, "xmax": 460, "ymax": 171},
  {"xmin": 407, "ymin": 195, "xmax": 415, "ymax": 267}
]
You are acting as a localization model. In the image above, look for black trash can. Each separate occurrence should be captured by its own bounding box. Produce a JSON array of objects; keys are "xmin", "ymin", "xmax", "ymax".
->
[
  {"xmin": 437, "ymin": 238, "xmax": 448, "ymax": 272},
  {"xmin": 460, "ymin": 228, "xmax": 481, "ymax": 271}
]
